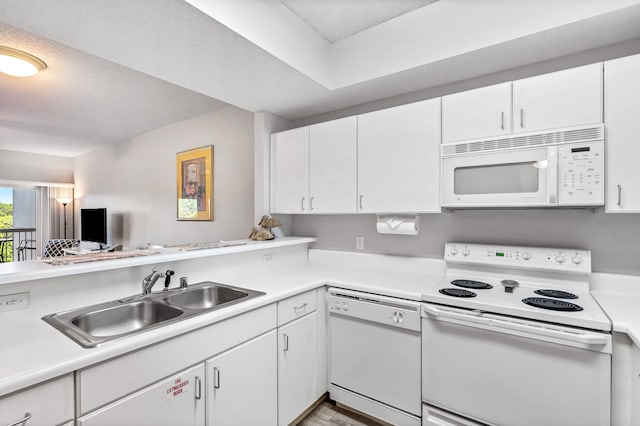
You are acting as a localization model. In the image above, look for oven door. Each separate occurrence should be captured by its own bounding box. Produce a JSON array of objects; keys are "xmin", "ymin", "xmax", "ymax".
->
[
  {"xmin": 421, "ymin": 304, "xmax": 611, "ymax": 426},
  {"xmin": 441, "ymin": 146, "xmax": 557, "ymax": 208}
]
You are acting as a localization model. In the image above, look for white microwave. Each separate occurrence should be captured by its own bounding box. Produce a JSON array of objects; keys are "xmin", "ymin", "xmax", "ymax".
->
[{"xmin": 441, "ymin": 124, "xmax": 604, "ymax": 208}]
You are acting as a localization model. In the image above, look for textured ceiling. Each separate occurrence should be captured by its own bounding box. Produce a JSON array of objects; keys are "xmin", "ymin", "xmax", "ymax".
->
[
  {"xmin": 279, "ymin": 0, "xmax": 439, "ymax": 43},
  {"xmin": 2, "ymin": 1, "xmax": 640, "ymax": 158},
  {"xmin": 0, "ymin": 23, "xmax": 227, "ymax": 157}
]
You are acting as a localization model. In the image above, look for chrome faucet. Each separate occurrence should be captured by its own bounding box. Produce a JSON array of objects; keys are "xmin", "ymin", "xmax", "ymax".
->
[{"xmin": 142, "ymin": 268, "xmax": 172, "ymax": 295}]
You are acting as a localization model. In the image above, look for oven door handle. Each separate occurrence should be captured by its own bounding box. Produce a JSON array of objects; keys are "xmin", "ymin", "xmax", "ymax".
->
[
  {"xmin": 423, "ymin": 305, "xmax": 490, "ymax": 326},
  {"xmin": 424, "ymin": 305, "xmax": 609, "ymax": 346},
  {"xmin": 489, "ymin": 318, "xmax": 609, "ymax": 346}
]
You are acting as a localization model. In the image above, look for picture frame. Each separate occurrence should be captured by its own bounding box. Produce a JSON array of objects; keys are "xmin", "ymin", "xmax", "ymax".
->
[{"xmin": 176, "ymin": 145, "xmax": 213, "ymax": 221}]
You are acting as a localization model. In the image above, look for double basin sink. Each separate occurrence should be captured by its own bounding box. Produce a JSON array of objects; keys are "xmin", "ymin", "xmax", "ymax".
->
[{"xmin": 43, "ymin": 282, "xmax": 265, "ymax": 348}]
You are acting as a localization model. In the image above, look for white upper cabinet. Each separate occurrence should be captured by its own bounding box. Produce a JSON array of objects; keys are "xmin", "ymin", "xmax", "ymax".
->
[
  {"xmin": 357, "ymin": 98, "xmax": 441, "ymax": 214},
  {"xmin": 309, "ymin": 117, "xmax": 357, "ymax": 213},
  {"xmin": 442, "ymin": 82, "xmax": 512, "ymax": 143},
  {"xmin": 513, "ymin": 63, "xmax": 603, "ymax": 133},
  {"xmin": 271, "ymin": 117, "xmax": 357, "ymax": 214},
  {"xmin": 270, "ymin": 127, "xmax": 309, "ymax": 213},
  {"xmin": 605, "ymin": 53, "xmax": 640, "ymax": 212}
]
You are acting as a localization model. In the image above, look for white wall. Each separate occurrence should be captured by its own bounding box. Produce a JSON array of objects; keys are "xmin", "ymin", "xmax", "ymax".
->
[
  {"xmin": 73, "ymin": 106, "xmax": 254, "ymax": 249},
  {"xmin": 292, "ymin": 211, "xmax": 640, "ymax": 276},
  {"xmin": 253, "ymin": 111, "xmax": 293, "ymax": 234},
  {"xmin": 0, "ymin": 149, "xmax": 73, "ymax": 184}
]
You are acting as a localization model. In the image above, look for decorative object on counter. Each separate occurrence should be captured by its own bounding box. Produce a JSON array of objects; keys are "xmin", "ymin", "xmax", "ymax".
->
[
  {"xmin": 376, "ymin": 214, "xmax": 420, "ymax": 235},
  {"xmin": 43, "ymin": 239, "xmax": 80, "ymax": 257},
  {"xmin": 40, "ymin": 249, "xmax": 161, "ymax": 266},
  {"xmin": 176, "ymin": 145, "xmax": 213, "ymax": 221},
  {"xmin": 166, "ymin": 241, "xmax": 247, "ymax": 251},
  {"xmin": 249, "ymin": 215, "xmax": 282, "ymax": 240}
]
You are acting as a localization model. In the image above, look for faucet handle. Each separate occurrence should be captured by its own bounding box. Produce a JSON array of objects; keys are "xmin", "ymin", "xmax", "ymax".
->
[{"xmin": 163, "ymin": 270, "xmax": 175, "ymax": 290}]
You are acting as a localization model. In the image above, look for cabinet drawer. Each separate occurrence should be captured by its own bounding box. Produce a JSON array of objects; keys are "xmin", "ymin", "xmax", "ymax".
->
[
  {"xmin": 278, "ymin": 289, "xmax": 317, "ymax": 326},
  {"xmin": 78, "ymin": 303, "xmax": 277, "ymax": 414},
  {"xmin": 0, "ymin": 374, "xmax": 74, "ymax": 426}
]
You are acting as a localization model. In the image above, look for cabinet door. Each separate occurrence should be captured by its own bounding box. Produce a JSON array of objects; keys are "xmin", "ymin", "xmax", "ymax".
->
[
  {"xmin": 78, "ymin": 364, "xmax": 205, "ymax": 426},
  {"xmin": 605, "ymin": 54, "xmax": 640, "ymax": 212},
  {"xmin": 206, "ymin": 331, "xmax": 277, "ymax": 426},
  {"xmin": 357, "ymin": 99, "xmax": 441, "ymax": 213},
  {"xmin": 0, "ymin": 374, "xmax": 74, "ymax": 426},
  {"xmin": 442, "ymin": 82, "xmax": 512, "ymax": 143},
  {"xmin": 309, "ymin": 116, "xmax": 357, "ymax": 213},
  {"xmin": 270, "ymin": 127, "xmax": 309, "ymax": 213},
  {"xmin": 513, "ymin": 63, "xmax": 603, "ymax": 133},
  {"xmin": 278, "ymin": 312, "xmax": 319, "ymax": 426}
]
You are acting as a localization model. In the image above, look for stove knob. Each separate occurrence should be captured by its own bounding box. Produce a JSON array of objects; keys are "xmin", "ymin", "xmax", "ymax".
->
[
  {"xmin": 522, "ymin": 252, "xmax": 531, "ymax": 261},
  {"xmin": 572, "ymin": 255, "xmax": 583, "ymax": 265},
  {"xmin": 449, "ymin": 248, "xmax": 458, "ymax": 256},
  {"xmin": 462, "ymin": 249, "xmax": 470, "ymax": 257},
  {"xmin": 555, "ymin": 255, "xmax": 566, "ymax": 264},
  {"xmin": 342, "ymin": 302, "xmax": 349, "ymax": 311},
  {"xmin": 334, "ymin": 301, "xmax": 341, "ymax": 311}
]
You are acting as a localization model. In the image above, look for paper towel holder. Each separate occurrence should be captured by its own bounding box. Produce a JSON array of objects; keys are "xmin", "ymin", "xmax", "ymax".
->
[{"xmin": 376, "ymin": 214, "xmax": 420, "ymax": 235}]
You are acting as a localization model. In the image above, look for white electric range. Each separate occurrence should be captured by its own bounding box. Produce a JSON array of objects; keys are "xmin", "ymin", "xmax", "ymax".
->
[{"xmin": 420, "ymin": 243, "xmax": 612, "ymax": 426}]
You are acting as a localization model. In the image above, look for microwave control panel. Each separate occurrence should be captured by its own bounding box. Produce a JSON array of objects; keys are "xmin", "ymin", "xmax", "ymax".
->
[{"xmin": 558, "ymin": 141, "xmax": 604, "ymax": 206}]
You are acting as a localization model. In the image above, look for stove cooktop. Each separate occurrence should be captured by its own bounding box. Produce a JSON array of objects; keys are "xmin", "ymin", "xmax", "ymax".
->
[{"xmin": 421, "ymin": 243, "xmax": 611, "ymax": 332}]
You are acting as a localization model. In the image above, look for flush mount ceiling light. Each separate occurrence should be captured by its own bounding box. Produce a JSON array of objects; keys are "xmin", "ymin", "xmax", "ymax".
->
[{"xmin": 0, "ymin": 46, "xmax": 47, "ymax": 77}]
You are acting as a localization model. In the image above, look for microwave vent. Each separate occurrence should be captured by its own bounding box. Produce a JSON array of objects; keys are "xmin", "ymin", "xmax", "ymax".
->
[{"xmin": 441, "ymin": 124, "xmax": 604, "ymax": 156}]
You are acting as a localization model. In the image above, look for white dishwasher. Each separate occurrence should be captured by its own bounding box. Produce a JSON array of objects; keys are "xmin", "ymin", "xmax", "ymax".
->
[{"xmin": 328, "ymin": 288, "xmax": 422, "ymax": 426}]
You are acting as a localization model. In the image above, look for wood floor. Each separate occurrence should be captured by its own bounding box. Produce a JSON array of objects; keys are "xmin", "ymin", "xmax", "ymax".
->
[{"xmin": 298, "ymin": 400, "xmax": 384, "ymax": 426}]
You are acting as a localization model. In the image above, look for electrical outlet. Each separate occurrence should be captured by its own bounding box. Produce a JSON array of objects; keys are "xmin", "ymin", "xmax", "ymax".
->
[
  {"xmin": 263, "ymin": 254, "xmax": 273, "ymax": 263},
  {"xmin": 356, "ymin": 237, "xmax": 364, "ymax": 250},
  {"xmin": 0, "ymin": 292, "xmax": 30, "ymax": 313}
]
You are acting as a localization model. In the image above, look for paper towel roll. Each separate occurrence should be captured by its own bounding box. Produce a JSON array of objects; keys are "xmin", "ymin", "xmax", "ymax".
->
[{"xmin": 376, "ymin": 215, "xmax": 420, "ymax": 235}]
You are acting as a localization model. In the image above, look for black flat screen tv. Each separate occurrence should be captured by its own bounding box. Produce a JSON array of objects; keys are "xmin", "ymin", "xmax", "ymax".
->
[{"xmin": 81, "ymin": 208, "xmax": 107, "ymax": 245}]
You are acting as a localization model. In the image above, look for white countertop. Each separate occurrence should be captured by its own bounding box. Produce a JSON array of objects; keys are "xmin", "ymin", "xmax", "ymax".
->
[
  {"xmin": 0, "ymin": 237, "xmax": 317, "ymax": 286},
  {"xmin": 592, "ymin": 272, "xmax": 640, "ymax": 347},
  {"xmin": 3, "ymin": 240, "xmax": 639, "ymax": 399},
  {"xmin": 0, "ymin": 245, "xmax": 444, "ymax": 397}
]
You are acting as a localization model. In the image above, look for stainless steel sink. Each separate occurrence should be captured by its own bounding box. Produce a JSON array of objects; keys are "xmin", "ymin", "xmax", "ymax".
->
[
  {"xmin": 71, "ymin": 301, "xmax": 183, "ymax": 337},
  {"xmin": 162, "ymin": 283, "xmax": 249, "ymax": 310},
  {"xmin": 43, "ymin": 282, "xmax": 265, "ymax": 348}
]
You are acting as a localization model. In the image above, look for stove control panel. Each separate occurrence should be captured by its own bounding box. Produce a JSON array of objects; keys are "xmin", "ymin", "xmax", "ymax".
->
[{"xmin": 445, "ymin": 243, "xmax": 591, "ymax": 274}]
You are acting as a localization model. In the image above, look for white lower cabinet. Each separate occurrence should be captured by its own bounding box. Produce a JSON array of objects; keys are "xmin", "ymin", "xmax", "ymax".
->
[
  {"xmin": 0, "ymin": 374, "xmax": 74, "ymax": 426},
  {"xmin": 206, "ymin": 330, "xmax": 278, "ymax": 426},
  {"xmin": 278, "ymin": 311, "xmax": 319, "ymax": 426},
  {"xmin": 77, "ymin": 364, "xmax": 205, "ymax": 426}
]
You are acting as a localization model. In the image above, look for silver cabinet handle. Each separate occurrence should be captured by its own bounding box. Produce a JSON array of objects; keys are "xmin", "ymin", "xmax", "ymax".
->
[
  {"xmin": 520, "ymin": 108, "xmax": 524, "ymax": 128},
  {"xmin": 195, "ymin": 376, "xmax": 202, "ymax": 400},
  {"xmin": 301, "ymin": 197, "xmax": 305, "ymax": 211},
  {"xmin": 283, "ymin": 333, "xmax": 289, "ymax": 352},
  {"xmin": 617, "ymin": 184, "xmax": 622, "ymax": 206},
  {"xmin": 213, "ymin": 367, "xmax": 220, "ymax": 389},
  {"xmin": 359, "ymin": 195, "xmax": 364, "ymax": 210},
  {"xmin": 310, "ymin": 197, "xmax": 314, "ymax": 211},
  {"xmin": 501, "ymin": 111, "xmax": 505, "ymax": 130},
  {"xmin": 7, "ymin": 413, "xmax": 31, "ymax": 426}
]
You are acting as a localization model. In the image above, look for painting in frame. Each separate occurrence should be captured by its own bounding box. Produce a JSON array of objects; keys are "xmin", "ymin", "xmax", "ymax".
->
[{"xmin": 176, "ymin": 145, "xmax": 213, "ymax": 221}]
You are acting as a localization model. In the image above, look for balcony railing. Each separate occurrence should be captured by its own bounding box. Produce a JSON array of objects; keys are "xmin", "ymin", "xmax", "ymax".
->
[{"xmin": 0, "ymin": 228, "xmax": 37, "ymax": 262}]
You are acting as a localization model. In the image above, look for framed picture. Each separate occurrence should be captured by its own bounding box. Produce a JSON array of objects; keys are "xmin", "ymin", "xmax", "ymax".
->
[{"xmin": 176, "ymin": 145, "xmax": 213, "ymax": 220}]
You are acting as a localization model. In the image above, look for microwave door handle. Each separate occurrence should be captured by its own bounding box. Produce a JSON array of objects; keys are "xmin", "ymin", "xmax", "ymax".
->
[{"xmin": 548, "ymin": 147, "xmax": 558, "ymax": 205}]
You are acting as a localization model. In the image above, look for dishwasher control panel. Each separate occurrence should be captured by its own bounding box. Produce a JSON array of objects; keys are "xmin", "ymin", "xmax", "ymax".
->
[{"xmin": 328, "ymin": 288, "xmax": 421, "ymax": 332}]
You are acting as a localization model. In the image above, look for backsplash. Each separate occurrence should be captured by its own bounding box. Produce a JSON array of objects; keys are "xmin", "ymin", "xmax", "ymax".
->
[{"xmin": 291, "ymin": 209, "xmax": 640, "ymax": 275}]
